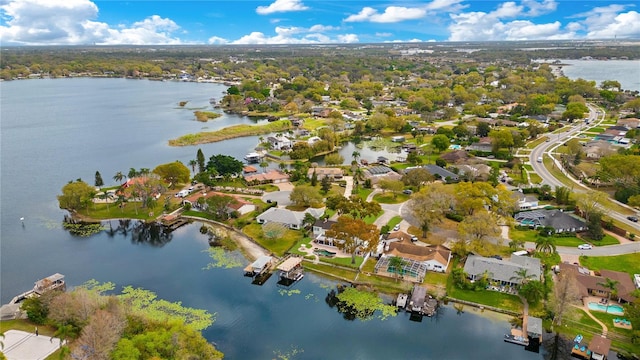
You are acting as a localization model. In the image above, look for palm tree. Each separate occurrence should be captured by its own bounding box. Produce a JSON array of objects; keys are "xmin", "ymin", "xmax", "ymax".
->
[
  {"xmin": 127, "ymin": 168, "xmax": 138, "ymax": 181},
  {"xmin": 259, "ymin": 160, "xmax": 269, "ymax": 173},
  {"xmin": 353, "ymin": 167, "xmax": 365, "ymax": 190},
  {"xmin": 188, "ymin": 159, "xmax": 198, "ymax": 174},
  {"xmin": 351, "ymin": 150, "xmax": 361, "ymax": 164},
  {"xmin": 113, "ymin": 171, "xmax": 125, "ymax": 186},
  {"xmin": 53, "ymin": 323, "xmax": 75, "ymax": 347},
  {"xmin": 388, "ymin": 256, "xmax": 408, "ymax": 282},
  {"xmin": 597, "ymin": 278, "xmax": 619, "ymax": 312},
  {"xmin": 278, "ymin": 162, "xmax": 288, "ymax": 172},
  {"xmin": 535, "ymin": 236, "xmax": 557, "ymax": 254},
  {"xmin": 510, "ymin": 268, "xmax": 535, "ymax": 288}
]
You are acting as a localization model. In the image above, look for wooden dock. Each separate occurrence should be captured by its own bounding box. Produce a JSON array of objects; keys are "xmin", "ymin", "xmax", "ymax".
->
[
  {"xmin": 277, "ymin": 257, "xmax": 304, "ymax": 282},
  {"xmin": 244, "ymin": 255, "xmax": 273, "ymax": 278},
  {"xmin": 161, "ymin": 217, "xmax": 190, "ymax": 231},
  {"xmin": 407, "ymin": 286, "xmax": 438, "ymax": 317}
]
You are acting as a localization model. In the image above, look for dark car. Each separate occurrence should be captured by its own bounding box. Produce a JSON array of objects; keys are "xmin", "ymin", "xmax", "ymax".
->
[
  {"xmin": 628, "ymin": 216, "xmax": 639, "ymax": 222},
  {"xmin": 403, "ymin": 189, "xmax": 413, "ymax": 195}
]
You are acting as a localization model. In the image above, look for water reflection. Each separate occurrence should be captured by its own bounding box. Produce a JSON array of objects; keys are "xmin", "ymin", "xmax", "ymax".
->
[{"xmin": 104, "ymin": 219, "xmax": 173, "ymax": 247}]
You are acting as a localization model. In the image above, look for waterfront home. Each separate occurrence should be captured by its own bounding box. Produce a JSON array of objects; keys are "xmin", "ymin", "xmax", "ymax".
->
[
  {"xmin": 183, "ymin": 191, "xmax": 256, "ymax": 215},
  {"xmin": 312, "ymin": 219, "xmax": 338, "ymax": 239},
  {"xmin": 244, "ymin": 170, "xmax": 290, "ymax": 184},
  {"xmin": 558, "ymin": 263, "xmax": 636, "ymax": 303},
  {"xmin": 463, "ymin": 255, "xmax": 541, "ymax": 288},
  {"xmin": 256, "ymin": 207, "xmax": 324, "ymax": 230},
  {"xmin": 307, "ymin": 136, "xmax": 322, "ymax": 145},
  {"xmin": 512, "ymin": 191, "xmax": 540, "ymax": 211},
  {"xmin": 514, "ymin": 209, "xmax": 586, "ymax": 233},
  {"xmin": 364, "ymin": 166, "xmax": 402, "ymax": 184},
  {"xmin": 267, "ymin": 135, "xmax": 292, "ymax": 150},
  {"xmin": 307, "ymin": 167, "xmax": 344, "ymax": 181},
  {"xmin": 383, "ymin": 242, "xmax": 452, "ymax": 273}
]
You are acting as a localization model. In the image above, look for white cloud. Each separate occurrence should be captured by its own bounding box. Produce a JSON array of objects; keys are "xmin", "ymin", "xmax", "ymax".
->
[
  {"xmin": 447, "ymin": 1, "xmax": 571, "ymax": 41},
  {"xmin": 425, "ymin": 0, "xmax": 465, "ymax": 11},
  {"xmin": 344, "ymin": 6, "xmax": 427, "ymax": 23},
  {"xmin": 375, "ymin": 32, "xmax": 393, "ymax": 37},
  {"xmin": 256, "ymin": 0, "xmax": 308, "ymax": 15},
  {"xmin": 585, "ymin": 11, "xmax": 640, "ymax": 39},
  {"xmin": 231, "ymin": 25, "xmax": 357, "ymax": 44},
  {"xmin": 0, "ymin": 0, "xmax": 184, "ymax": 45},
  {"xmin": 207, "ymin": 36, "xmax": 229, "ymax": 44},
  {"xmin": 522, "ymin": 0, "xmax": 557, "ymax": 16}
]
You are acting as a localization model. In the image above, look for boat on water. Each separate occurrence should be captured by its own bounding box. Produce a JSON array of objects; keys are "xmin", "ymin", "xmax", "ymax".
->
[
  {"xmin": 504, "ymin": 334, "xmax": 529, "ymax": 346},
  {"xmin": 244, "ymin": 152, "xmax": 263, "ymax": 163},
  {"xmin": 277, "ymin": 257, "xmax": 304, "ymax": 283},
  {"xmin": 9, "ymin": 273, "xmax": 66, "ymax": 304}
]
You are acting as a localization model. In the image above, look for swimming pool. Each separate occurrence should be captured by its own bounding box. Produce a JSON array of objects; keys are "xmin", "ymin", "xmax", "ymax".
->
[{"xmin": 588, "ymin": 302, "xmax": 624, "ymax": 315}]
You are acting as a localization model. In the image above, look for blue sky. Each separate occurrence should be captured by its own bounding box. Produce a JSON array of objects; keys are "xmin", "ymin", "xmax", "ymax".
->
[{"xmin": 1, "ymin": 0, "xmax": 639, "ymax": 45}]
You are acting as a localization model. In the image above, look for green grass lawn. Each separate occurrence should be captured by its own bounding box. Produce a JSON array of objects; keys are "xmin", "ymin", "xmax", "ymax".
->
[
  {"xmin": 303, "ymin": 261, "xmax": 358, "ymax": 281},
  {"xmin": 322, "ymin": 256, "xmax": 364, "ymax": 269},
  {"xmin": 424, "ymin": 272, "xmax": 448, "ymax": 288},
  {"xmin": 288, "ymin": 237, "xmax": 313, "ymax": 256},
  {"xmin": 510, "ymin": 228, "xmax": 539, "ymax": 243},
  {"xmin": 554, "ymin": 236, "xmax": 587, "ymax": 247},
  {"xmin": 373, "ymin": 192, "xmax": 409, "ymax": 204},
  {"xmin": 363, "ymin": 212, "xmax": 382, "ymax": 225},
  {"xmin": 242, "ymin": 223, "xmax": 303, "ymax": 256},
  {"xmin": 447, "ymin": 286, "xmax": 524, "ymax": 313},
  {"xmin": 580, "ymin": 252, "xmax": 640, "ymax": 274},
  {"xmin": 352, "ymin": 187, "xmax": 373, "ymax": 200},
  {"xmin": 386, "ymin": 215, "xmax": 403, "ymax": 229},
  {"xmin": 586, "ymin": 127, "xmax": 606, "ymax": 133},
  {"xmin": 589, "ymin": 234, "xmax": 619, "ymax": 246}
]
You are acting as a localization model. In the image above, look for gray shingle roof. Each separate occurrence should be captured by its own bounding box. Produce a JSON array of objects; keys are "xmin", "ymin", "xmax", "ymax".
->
[
  {"xmin": 515, "ymin": 209, "xmax": 586, "ymax": 231},
  {"xmin": 423, "ymin": 165, "xmax": 459, "ymax": 181},
  {"xmin": 463, "ymin": 255, "xmax": 541, "ymax": 284}
]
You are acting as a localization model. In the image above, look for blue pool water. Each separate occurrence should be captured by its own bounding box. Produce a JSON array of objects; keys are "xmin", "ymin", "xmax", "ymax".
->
[{"xmin": 588, "ymin": 302, "xmax": 624, "ymax": 315}]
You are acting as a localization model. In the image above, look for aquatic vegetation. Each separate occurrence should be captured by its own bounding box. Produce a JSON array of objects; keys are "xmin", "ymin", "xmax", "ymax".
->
[
  {"xmin": 202, "ymin": 247, "xmax": 243, "ymax": 269},
  {"xmin": 278, "ymin": 289, "xmax": 301, "ymax": 297},
  {"xmin": 62, "ymin": 219, "xmax": 106, "ymax": 237}
]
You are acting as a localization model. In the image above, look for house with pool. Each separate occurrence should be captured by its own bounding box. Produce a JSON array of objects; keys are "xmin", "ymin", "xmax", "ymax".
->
[{"xmin": 558, "ymin": 263, "xmax": 636, "ymax": 308}]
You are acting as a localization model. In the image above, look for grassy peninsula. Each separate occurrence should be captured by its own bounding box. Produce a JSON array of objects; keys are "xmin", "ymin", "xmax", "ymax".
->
[
  {"xmin": 194, "ymin": 111, "xmax": 222, "ymax": 122},
  {"xmin": 169, "ymin": 119, "xmax": 292, "ymax": 146}
]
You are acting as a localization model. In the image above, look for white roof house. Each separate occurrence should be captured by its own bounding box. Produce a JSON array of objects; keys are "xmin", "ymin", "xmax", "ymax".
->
[{"xmin": 256, "ymin": 207, "xmax": 324, "ymax": 230}]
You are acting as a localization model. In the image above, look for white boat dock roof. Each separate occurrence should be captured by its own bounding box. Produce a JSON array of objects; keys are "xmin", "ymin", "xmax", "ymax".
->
[
  {"xmin": 249, "ymin": 256, "xmax": 272, "ymax": 271},
  {"xmin": 277, "ymin": 257, "xmax": 303, "ymax": 272}
]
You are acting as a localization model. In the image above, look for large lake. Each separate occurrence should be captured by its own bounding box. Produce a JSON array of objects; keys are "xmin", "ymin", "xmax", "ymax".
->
[
  {"xmin": 540, "ymin": 59, "xmax": 640, "ymax": 92},
  {"xmin": 0, "ymin": 78, "xmax": 544, "ymax": 359}
]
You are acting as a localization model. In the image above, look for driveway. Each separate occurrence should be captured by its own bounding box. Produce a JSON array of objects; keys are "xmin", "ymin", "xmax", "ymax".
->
[{"xmin": 262, "ymin": 190, "xmax": 292, "ymax": 207}]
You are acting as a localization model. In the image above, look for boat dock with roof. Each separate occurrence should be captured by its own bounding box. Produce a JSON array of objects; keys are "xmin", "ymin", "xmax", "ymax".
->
[
  {"xmin": 277, "ymin": 256, "xmax": 304, "ymax": 283},
  {"xmin": 244, "ymin": 255, "xmax": 273, "ymax": 278},
  {"xmin": 8, "ymin": 273, "xmax": 66, "ymax": 305},
  {"xmin": 406, "ymin": 286, "xmax": 438, "ymax": 317}
]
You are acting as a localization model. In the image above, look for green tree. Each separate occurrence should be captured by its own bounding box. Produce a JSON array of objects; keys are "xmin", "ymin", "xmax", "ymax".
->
[
  {"xmin": 310, "ymin": 168, "xmax": 318, "ymax": 186},
  {"xmin": 289, "ymin": 185, "xmax": 323, "ymax": 207},
  {"xmin": 206, "ymin": 154, "xmax": 243, "ymax": 176},
  {"xmin": 188, "ymin": 159, "xmax": 198, "ymax": 174},
  {"xmin": 196, "ymin": 148, "xmax": 206, "ymax": 174},
  {"xmin": 431, "ymin": 134, "xmax": 449, "ymax": 153},
  {"xmin": 22, "ymin": 296, "xmax": 48, "ymax": 324},
  {"xmin": 94, "ymin": 171, "xmax": 104, "ymax": 188},
  {"xmin": 378, "ymin": 178, "xmax": 404, "ymax": 199},
  {"xmin": 586, "ymin": 211, "xmax": 604, "ymax": 240},
  {"xmin": 204, "ymin": 194, "xmax": 237, "ymax": 220},
  {"xmin": 325, "ymin": 153, "xmax": 344, "ymax": 166},
  {"xmin": 320, "ymin": 176, "xmax": 332, "ymax": 194},
  {"xmin": 57, "ymin": 180, "xmax": 96, "ymax": 211},
  {"xmin": 458, "ymin": 210, "xmax": 501, "ymax": 252},
  {"xmin": 401, "ymin": 168, "xmax": 433, "ymax": 190},
  {"xmin": 388, "ymin": 256, "xmax": 408, "ymax": 282},
  {"xmin": 519, "ymin": 280, "xmax": 545, "ymax": 305},
  {"xmin": 510, "ymin": 268, "xmax": 535, "ymax": 287},
  {"xmin": 259, "ymin": 160, "xmax": 269, "ymax": 173},
  {"xmin": 326, "ymin": 216, "xmax": 379, "ymax": 264},
  {"xmin": 351, "ymin": 150, "xmax": 361, "ymax": 164},
  {"xmin": 597, "ymin": 278, "xmax": 619, "ymax": 313},
  {"xmin": 153, "ymin": 161, "xmax": 191, "ymax": 188},
  {"xmin": 535, "ymin": 235, "xmax": 557, "ymax": 255},
  {"xmin": 409, "ymin": 183, "xmax": 455, "ymax": 238},
  {"xmin": 113, "ymin": 171, "xmax": 125, "ymax": 186}
]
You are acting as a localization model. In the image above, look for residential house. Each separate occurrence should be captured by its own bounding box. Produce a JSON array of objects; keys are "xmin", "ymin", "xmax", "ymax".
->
[
  {"xmin": 183, "ymin": 191, "xmax": 256, "ymax": 215},
  {"xmin": 440, "ymin": 150, "xmax": 469, "ymax": 164},
  {"xmin": 617, "ymin": 118, "xmax": 640, "ymax": 129},
  {"xmin": 307, "ymin": 167, "xmax": 344, "ymax": 181},
  {"xmin": 514, "ymin": 209, "xmax": 586, "ymax": 233},
  {"xmin": 455, "ymin": 164, "xmax": 491, "ymax": 182},
  {"xmin": 364, "ymin": 166, "xmax": 402, "ymax": 184},
  {"xmin": 307, "ymin": 136, "xmax": 322, "ymax": 145},
  {"xmin": 423, "ymin": 164, "xmax": 459, "ymax": 182},
  {"xmin": 466, "ymin": 137, "xmax": 493, "ymax": 152},
  {"xmin": 256, "ymin": 207, "xmax": 324, "ymax": 230},
  {"xmin": 463, "ymin": 254, "xmax": 541, "ymax": 287},
  {"xmin": 558, "ymin": 263, "xmax": 636, "ymax": 303},
  {"xmin": 384, "ymin": 242, "xmax": 452, "ymax": 273},
  {"xmin": 391, "ymin": 136, "xmax": 406, "ymax": 142},
  {"xmin": 244, "ymin": 170, "xmax": 290, "ymax": 184},
  {"xmin": 267, "ymin": 135, "xmax": 292, "ymax": 150},
  {"xmin": 584, "ymin": 140, "xmax": 615, "ymax": 160},
  {"xmin": 512, "ymin": 191, "xmax": 540, "ymax": 211},
  {"xmin": 243, "ymin": 165, "xmax": 258, "ymax": 174},
  {"xmin": 312, "ymin": 219, "xmax": 337, "ymax": 238}
]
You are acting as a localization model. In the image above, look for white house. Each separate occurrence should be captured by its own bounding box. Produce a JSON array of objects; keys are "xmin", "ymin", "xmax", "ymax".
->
[
  {"xmin": 384, "ymin": 242, "xmax": 452, "ymax": 273},
  {"xmin": 256, "ymin": 207, "xmax": 324, "ymax": 230},
  {"xmin": 267, "ymin": 135, "xmax": 293, "ymax": 150},
  {"xmin": 512, "ymin": 191, "xmax": 539, "ymax": 211}
]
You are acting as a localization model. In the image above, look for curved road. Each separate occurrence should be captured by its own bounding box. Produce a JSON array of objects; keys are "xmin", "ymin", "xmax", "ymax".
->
[{"xmin": 528, "ymin": 104, "xmax": 640, "ymax": 230}]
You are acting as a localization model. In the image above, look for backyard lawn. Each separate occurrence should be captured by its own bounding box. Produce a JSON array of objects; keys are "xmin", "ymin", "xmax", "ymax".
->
[
  {"xmin": 242, "ymin": 223, "xmax": 303, "ymax": 256},
  {"xmin": 580, "ymin": 252, "xmax": 640, "ymax": 274},
  {"xmin": 373, "ymin": 192, "xmax": 410, "ymax": 204}
]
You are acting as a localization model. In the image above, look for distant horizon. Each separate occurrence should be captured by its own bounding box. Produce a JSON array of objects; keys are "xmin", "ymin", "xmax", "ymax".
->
[{"xmin": 1, "ymin": 0, "xmax": 640, "ymax": 46}]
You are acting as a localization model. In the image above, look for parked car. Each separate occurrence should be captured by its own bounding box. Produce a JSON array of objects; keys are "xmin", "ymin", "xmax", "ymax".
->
[
  {"xmin": 578, "ymin": 244, "xmax": 593, "ymax": 250},
  {"xmin": 393, "ymin": 224, "xmax": 400, "ymax": 231},
  {"xmin": 410, "ymin": 235, "xmax": 418, "ymax": 242},
  {"xmin": 403, "ymin": 189, "xmax": 413, "ymax": 195},
  {"xmin": 627, "ymin": 216, "xmax": 639, "ymax": 222}
]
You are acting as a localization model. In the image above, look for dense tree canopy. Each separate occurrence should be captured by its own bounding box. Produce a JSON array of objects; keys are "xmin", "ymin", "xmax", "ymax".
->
[{"xmin": 153, "ymin": 161, "xmax": 191, "ymax": 187}]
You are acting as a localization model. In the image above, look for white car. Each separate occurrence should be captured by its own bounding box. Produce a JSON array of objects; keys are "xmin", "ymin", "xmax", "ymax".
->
[
  {"xmin": 577, "ymin": 244, "xmax": 593, "ymax": 250},
  {"xmin": 393, "ymin": 224, "xmax": 400, "ymax": 231}
]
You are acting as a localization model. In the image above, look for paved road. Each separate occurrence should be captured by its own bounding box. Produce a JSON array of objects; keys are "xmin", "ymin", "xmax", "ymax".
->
[
  {"xmin": 528, "ymin": 104, "xmax": 640, "ymax": 230},
  {"xmin": 526, "ymin": 241, "xmax": 640, "ymax": 257}
]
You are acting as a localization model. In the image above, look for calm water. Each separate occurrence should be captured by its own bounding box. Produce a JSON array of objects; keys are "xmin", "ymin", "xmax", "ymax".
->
[
  {"xmin": 546, "ymin": 59, "xmax": 640, "ymax": 92},
  {"xmin": 0, "ymin": 78, "xmax": 544, "ymax": 359}
]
